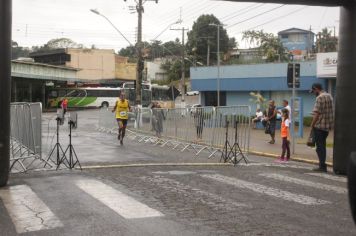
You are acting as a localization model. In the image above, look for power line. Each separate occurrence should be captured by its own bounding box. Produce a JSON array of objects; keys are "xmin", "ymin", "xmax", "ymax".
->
[
  {"xmin": 222, "ymin": 3, "xmax": 265, "ymax": 22},
  {"xmin": 226, "ymin": 4, "xmax": 286, "ymax": 29},
  {"xmin": 238, "ymin": 6, "xmax": 309, "ymax": 33}
]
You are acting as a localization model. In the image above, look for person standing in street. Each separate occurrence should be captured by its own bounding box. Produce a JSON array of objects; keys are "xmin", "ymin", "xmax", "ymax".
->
[
  {"xmin": 61, "ymin": 98, "xmax": 68, "ymax": 115},
  {"xmin": 265, "ymin": 100, "xmax": 277, "ymax": 144},
  {"xmin": 275, "ymin": 109, "xmax": 290, "ymax": 163},
  {"xmin": 310, "ymin": 83, "xmax": 334, "ymax": 172},
  {"xmin": 112, "ymin": 92, "xmax": 130, "ymax": 145}
]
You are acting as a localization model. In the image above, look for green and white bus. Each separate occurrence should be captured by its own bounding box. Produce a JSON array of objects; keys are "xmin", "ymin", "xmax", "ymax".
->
[{"xmin": 47, "ymin": 83, "xmax": 172, "ymax": 108}]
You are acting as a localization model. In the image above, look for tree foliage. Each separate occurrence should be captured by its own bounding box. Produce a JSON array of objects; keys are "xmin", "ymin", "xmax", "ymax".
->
[
  {"xmin": 31, "ymin": 38, "xmax": 84, "ymax": 53},
  {"xmin": 316, "ymin": 27, "xmax": 338, "ymax": 52},
  {"xmin": 160, "ymin": 60, "xmax": 191, "ymax": 83},
  {"xmin": 186, "ymin": 14, "xmax": 233, "ymax": 65},
  {"xmin": 46, "ymin": 38, "xmax": 83, "ymax": 49},
  {"xmin": 11, "ymin": 40, "xmax": 30, "ymax": 59},
  {"xmin": 118, "ymin": 39, "xmax": 182, "ymax": 60},
  {"xmin": 242, "ymin": 30, "xmax": 287, "ymax": 62}
]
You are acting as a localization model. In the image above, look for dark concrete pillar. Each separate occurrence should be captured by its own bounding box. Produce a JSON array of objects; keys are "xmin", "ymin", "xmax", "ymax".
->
[
  {"xmin": 0, "ymin": 0, "xmax": 12, "ymax": 187},
  {"xmin": 333, "ymin": 3, "xmax": 356, "ymax": 174}
]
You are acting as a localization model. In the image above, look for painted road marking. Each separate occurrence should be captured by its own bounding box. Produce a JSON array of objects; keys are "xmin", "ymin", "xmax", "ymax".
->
[
  {"xmin": 76, "ymin": 179, "xmax": 163, "ymax": 219},
  {"xmin": 142, "ymin": 175, "xmax": 250, "ymax": 209},
  {"xmin": 240, "ymin": 162, "xmax": 311, "ymax": 170},
  {"xmin": 0, "ymin": 185, "xmax": 63, "ymax": 234},
  {"xmin": 259, "ymin": 173, "xmax": 347, "ymax": 194},
  {"xmin": 201, "ymin": 174, "xmax": 330, "ymax": 205},
  {"xmin": 306, "ymin": 172, "xmax": 347, "ymax": 183}
]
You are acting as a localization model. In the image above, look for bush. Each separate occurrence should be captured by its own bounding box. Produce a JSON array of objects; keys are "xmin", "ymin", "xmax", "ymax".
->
[{"xmin": 303, "ymin": 116, "xmax": 313, "ymax": 127}]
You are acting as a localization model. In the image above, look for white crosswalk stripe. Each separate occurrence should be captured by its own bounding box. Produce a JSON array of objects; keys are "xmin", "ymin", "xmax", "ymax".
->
[
  {"xmin": 0, "ymin": 185, "xmax": 63, "ymax": 234},
  {"xmin": 76, "ymin": 179, "xmax": 164, "ymax": 219},
  {"xmin": 259, "ymin": 173, "xmax": 347, "ymax": 194},
  {"xmin": 201, "ymin": 174, "xmax": 330, "ymax": 205},
  {"xmin": 305, "ymin": 172, "xmax": 347, "ymax": 183},
  {"xmin": 142, "ymin": 175, "xmax": 251, "ymax": 209}
]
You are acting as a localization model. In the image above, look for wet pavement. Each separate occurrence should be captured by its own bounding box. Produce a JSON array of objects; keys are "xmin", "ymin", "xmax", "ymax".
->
[{"xmin": 1, "ymin": 109, "xmax": 354, "ymax": 235}]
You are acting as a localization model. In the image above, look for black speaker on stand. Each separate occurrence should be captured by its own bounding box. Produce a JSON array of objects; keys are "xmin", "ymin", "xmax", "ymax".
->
[
  {"xmin": 57, "ymin": 112, "xmax": 81, "ymax": 170},
  {"xmin": 45, "ymin": 109, "xmax": 66, "ymax": 167}
]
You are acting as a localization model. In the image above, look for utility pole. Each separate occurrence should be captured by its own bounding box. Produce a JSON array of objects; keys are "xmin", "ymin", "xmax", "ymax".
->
[
  {"xmin": 171, "ymin": 26, "xmax": 189, "ymax": 105},
  {"xmin": 199, "ymin": 36, "xmax": 213, "ymax": 66},
  {"xmin": 209, "ymin": 23, "xmax": 224, "ymax": 107},
  {"xmin": 125, "ymin": 0, "xmax": 158, "ymax": 106},
  {"xmin": 0, "ymin": 0, "xmax": 11, "ymax": 187}
]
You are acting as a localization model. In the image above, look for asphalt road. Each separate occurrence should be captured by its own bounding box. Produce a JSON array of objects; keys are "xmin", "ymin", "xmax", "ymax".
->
[{"xmin": 1, "ymin": 109, "xmax": 355, "ymax": 235}]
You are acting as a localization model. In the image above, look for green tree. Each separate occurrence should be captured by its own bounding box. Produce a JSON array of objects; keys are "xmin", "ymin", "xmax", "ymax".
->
[
  {"xmin": 316, "ymin": 27, "xmax": 338, "ymax": 52},
  {"xmin": 187, "ymin": 14, "xmax": 231, "ymax": 65},
  {"xmin": 160, "ymin": 59, "xmax": 191, "ymax": 83},
  {"xmin": 11, "ymin": 40, "xmax": 30, "ymax": 59},
  {"xmin": 45, "ymin": 38, "xmax": 83, "ymax": 49},
  {"xmin": 118, "ymin": 45, "xmax": 136, "ymax": 59},
  {"xmin": 31, "ymin": 38, "xmax": 83, "ymax": 53},
  {"xmin": 242, "ymin": 30, "xmax": 287, "ymax": 62}
]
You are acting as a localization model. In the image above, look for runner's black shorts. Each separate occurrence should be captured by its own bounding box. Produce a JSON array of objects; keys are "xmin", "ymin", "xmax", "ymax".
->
[{"xmin": 116, "ymin": 118, "xmax": 128, "ymax": 127}]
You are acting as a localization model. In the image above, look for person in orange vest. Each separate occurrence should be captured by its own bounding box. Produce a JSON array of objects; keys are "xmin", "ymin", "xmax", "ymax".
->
[
  {"xmin": 61, "ymin": 98, "xmax": 68, "ymax": 115},
  {"xmin": 275, "ymin": 108, "xmax": 290, "ymax": 163},
  {"xmin": 112, "ymin": 92, "xmax": 130, "ymax": 145}
]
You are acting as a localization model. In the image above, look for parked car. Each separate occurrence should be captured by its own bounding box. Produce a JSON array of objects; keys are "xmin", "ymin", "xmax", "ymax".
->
[{"xmin": 186, "ymin": 91, "xmax": 199, "ymax": 96}]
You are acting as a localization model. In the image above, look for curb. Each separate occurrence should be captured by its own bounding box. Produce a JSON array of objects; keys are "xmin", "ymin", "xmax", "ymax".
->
[
  {"xmin": 78, "ymin": 162, "xmax": 233, "ymax": 170},
  {"xmin": 249, "ymin": 150, "xmax": 333, "ymax": 167}
]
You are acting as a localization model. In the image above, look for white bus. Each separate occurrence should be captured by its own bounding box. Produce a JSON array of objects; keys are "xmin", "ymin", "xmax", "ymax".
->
[{"xmin": 47, "ymin": 83, "xmax": 173, "ymax": 108}]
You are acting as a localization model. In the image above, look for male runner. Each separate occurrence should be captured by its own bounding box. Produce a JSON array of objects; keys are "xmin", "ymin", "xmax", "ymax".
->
[{"xmin": 112, "ymin": 92, "xmax": 130, "ymax": 145}]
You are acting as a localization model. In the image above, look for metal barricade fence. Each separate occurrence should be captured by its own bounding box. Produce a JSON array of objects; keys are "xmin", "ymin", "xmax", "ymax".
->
[
  {"xmin": 10, "ymin": 103, "xmax": 51, "ymax": 172},
  {"xmin": 212, "ymin": 106, "xmax": 251, "ymax": 153},
  {"xmin": 98, "ymin": 107, "xmax": 117, "ymax": 133},
  {"xmin": 97, "ymin": 105, "xmax": 251, "ymax": 158}
]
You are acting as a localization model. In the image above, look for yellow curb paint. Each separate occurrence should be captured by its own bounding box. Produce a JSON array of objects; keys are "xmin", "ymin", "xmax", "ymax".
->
[
  {"xmin": 78, "ymin": 163, "xmax": 232, "ymax": 170},
  {"xmin": 249, "ymin": 150, "xmax": 333, "ymax": 167}
]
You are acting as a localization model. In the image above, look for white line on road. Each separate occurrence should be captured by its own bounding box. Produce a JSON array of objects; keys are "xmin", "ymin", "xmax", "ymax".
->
[
  {"xmin": 305, "ymin": 172, "xmax": 347, "ymax": 183},
  {"xmin": 201, "ymin": 174, "xmax": 330, "ymax": 205},
  {"xmin": 259, "ymin": 173, "xmax": 347, "ymax": 194},
  {"xmin": 142, "ymin": 175, "xmax": 250, "ymax": 209},
  {"xmin": 0, "ymin": 185, "xmax": 63, "ymax": 234},
  {"xmin": 239, "ymin": 162, "xmax": 311, "ymax": 170},
  {"xmin": 76, "ymin": 179, "xmax": 164, "ymax": 219}
]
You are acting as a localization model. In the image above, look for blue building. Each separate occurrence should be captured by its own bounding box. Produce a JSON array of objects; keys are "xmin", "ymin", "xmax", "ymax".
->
[
  {"xmin": 278, "ymin": 28, "xmax": 315, "ymax": 57},
  {"xmin": 190, "ymin": 61, "xmax": 328, "ymax": 117}
]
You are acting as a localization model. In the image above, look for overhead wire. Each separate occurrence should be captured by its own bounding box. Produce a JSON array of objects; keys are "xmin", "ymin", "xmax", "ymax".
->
[
  {"xmin": 236, "ymin": 6, "xmax": 309, "ymax": 33},
  {"xmin": 226, "ymin": 4, "xmax": 286, "ymax": 29}
]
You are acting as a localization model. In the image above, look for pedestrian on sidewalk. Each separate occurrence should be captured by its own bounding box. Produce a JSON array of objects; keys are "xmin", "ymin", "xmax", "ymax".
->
[
  {"xmin": 193, "ymin": 105, "xmax": 204, "ymax": 141},
  {"xmin": 265, "ymin": 100, "xmax": 277, "ymax": 144},
  {"xmin": 151, "ymin": 102, "xmax": 164, "ymax": 138},
  {"xmin": 276, "ymin": 109, "xmax": 290, "ymax": 163},
  {"xmin": 252, "ymin": 108, "xmax": 264, "ymax": 128},
  {"xmin": 112, "ymin": 92, "xmax": 131, "ymax": 145},
  {"xmin": 310, "ymin": 83, "xmax": 334, "ymax": 172}
]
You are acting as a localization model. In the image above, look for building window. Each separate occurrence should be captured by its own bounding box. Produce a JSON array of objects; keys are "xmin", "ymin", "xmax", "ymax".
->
[
  {"xmin": 289, "ymin": 34, "xmax": 304, "ymax": 42},
  {"xmin": 281, "ymin": 34, "xmax": 288, "ymax": 39}
]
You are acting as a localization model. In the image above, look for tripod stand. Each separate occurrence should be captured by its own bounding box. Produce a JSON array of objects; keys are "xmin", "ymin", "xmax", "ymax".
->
[
  {"xmin": 220, "ymin": 120, "xmax": 249, "ymax": 165},
  {"xmin": 57, "ymin": 120, "xmax": 82, "ymax": 170},
  {"xmin": 45, "ymin": 117, "xmax": 66, "ymax": 167}
]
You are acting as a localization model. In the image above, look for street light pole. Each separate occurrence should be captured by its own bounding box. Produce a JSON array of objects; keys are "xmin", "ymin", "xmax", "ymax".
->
[{"xmin": 90, "ymin": 9, "xmax": 133, "ymax": 47}]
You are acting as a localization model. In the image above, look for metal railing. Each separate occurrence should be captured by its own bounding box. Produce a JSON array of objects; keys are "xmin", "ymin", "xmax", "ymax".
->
[
  {"xmin": 98, "ymin": 106, "xmax": 251, "ymax": 160},
  {"xmin": 10, "ymin": 103, "xmax": 52, "ymax": 172}
]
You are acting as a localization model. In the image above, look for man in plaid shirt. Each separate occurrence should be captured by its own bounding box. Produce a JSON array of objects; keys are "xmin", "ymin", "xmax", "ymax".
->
[{"xmin": 310, "ymin": 83, "xmax": 334, "ymax": 172}]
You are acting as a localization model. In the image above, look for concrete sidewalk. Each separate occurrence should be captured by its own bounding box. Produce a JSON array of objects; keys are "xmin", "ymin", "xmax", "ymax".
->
[{"xmin": 249, "ymin": 126, "xmax": 334, "ymax": 166}]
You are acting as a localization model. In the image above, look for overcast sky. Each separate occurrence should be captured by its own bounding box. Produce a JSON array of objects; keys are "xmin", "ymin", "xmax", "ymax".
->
[{"xmin": 12, "ymin": 0, "xmax": 340, "ymax": 52}]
